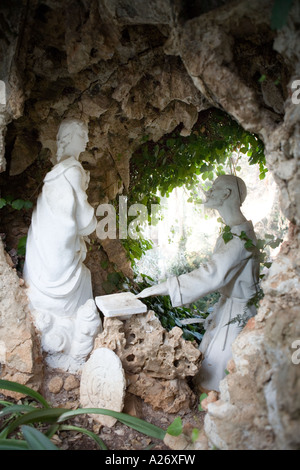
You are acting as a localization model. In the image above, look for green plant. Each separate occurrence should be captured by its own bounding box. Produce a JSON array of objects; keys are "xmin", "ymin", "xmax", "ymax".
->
[
  {"xmin": 0, "ymin": 196, "xmax": 33, "ymax": 258},
  {"xmin": 129, "ymin": 109, "xmax": 266, "ymax": 209},
  {"xmin": 198, "ymin": 393, "xmax": 208, "ymax": 412},
  {"xmin": 219, "ymin": 222, "xmax": 283, "ymax": 327},
  {"xmin": 129, "ymin": 274, "xmax": 207, "ymax": 343},
  {"xmin": 121, "ymin": 108, "xmax": 266, "ymax": 271},
  {"xmin": 0, "ymin": 379, "xmax": 181, "ymax": 450},
  {"xmin": 271, "ymin": 0, "xmax": 294, "ymax": 30}
]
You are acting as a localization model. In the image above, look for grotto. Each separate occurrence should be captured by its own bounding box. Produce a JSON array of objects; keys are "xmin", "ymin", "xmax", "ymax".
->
[{"xmin": 0, "ymin": 0, "xmax": 299, "ymax": 451}]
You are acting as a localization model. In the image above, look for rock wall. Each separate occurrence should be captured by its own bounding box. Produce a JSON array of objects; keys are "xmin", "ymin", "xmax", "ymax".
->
[
  {"xmin": 0, "ymin": 0, "xmax": 299, "ymax": 449},
  {"xmin": 0, "ymin": 238, "xmax": 42, "ymax": 397},
  {"xmin": 204, "ymin": 225, "xmax": 300, "ymax": 450},
  {"xmin": 94, "ymin": 311, "xmax": 202, "ymax": 413}
]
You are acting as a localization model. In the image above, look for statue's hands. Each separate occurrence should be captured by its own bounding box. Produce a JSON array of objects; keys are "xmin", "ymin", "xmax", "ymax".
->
[{"xmin": 136, "ymin": 281, "xmax": 168, "ymax": 298}]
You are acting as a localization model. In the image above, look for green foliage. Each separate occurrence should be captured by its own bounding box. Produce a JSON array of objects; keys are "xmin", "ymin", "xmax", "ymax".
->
[
  {"xmin": 17, "ymin": 236, "xmax": 27, "ymax": 257},
  {"xmin": 220, "ymin": 223, "xmax": 283, "ymax": 327},
  {"xmin": 166, "ymin": 417, "xmax": 182, "ymax": 436},
  {"xmin": 122, "ymin": 109, "xmax": 266, "ymax": 268},
  {"xmin": 0, "ymin": 196, "xmax": 33, "ymax": 211},
  {"xmin": 271, "ymin": 0, "xmax": 294, "ymax": 30},
  {"xmin": 0, "ymin": 196, "xmax": 33, "ymax": 258},
  {"xmin": 102, "ymin": 272, "xmax": 124, "ymax": 294},
  {"xmin": 198, "ymin": 393, "xmax": 208, "ymax": 412},
  {"xmin": 0, "ymin": 378, "xmax": 169, "ymax": 450},
  {"xmin": 129, "ymin": 274, "xmax": 207, "ymax": 343},
  {"xmin": 119, "ymin": 110, "xmax": 267, "ymax": 338},
  {"xmin": 129, "ymin": 109, "xmax": 266, "ymax": 211}
]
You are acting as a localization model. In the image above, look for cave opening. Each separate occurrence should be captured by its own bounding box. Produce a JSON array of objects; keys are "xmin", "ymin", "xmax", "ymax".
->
[{"xmin": 124, "ymin": 107, "xmax": 288, "ymax": 340}]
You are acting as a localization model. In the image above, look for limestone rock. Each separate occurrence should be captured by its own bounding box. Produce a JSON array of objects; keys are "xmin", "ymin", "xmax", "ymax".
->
[
  {"xmin": 200, "ymin": 391, "xmax": 219, "ymax": 412},
  {"xmin": 9, "ymin": 133, "xmax": 41, "ymax": 176},
  {"xmin": 204, "ymin": 226, "xmax": 300, "ymax": 450},
  {"xmin": 94, "ymin": 311, "xmax": 202, "ymax": 380},
  {"xmin": 127, "ymin": 372, "xmax": 196, "ymax": 414},
  {"xmin": 0, "ymin": 239, "xmax": 42, "ymax": 394},
  {"xmin": 100, "ymin": 0, "xmax": 175, "ymax": 25},
  {"xmin": 64, "ymin": 375, "xmax": 80, "ymax": 391},
  {"xmin": 93, "ymin": 311, "xmax": 201, "ymax": 413},
  {"xmin": 100, "ymin": 238, "xmax": 134, "ymax": 279},
  {"xmin": 80, "ymin": 347, "xmax": 126, "ymax": 427},
  {"xmin": 48, "ymin": 376, "xmax": 64, "ymax": 394}
]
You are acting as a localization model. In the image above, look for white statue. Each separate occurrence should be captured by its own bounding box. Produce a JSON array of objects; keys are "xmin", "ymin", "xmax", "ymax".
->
[
  {"xmin": 137, "ymin": 175, "xmax": 260, "ymax": 392},
  {"xmin": 23, "ymin": 118, "xmax": 101, "ymax": 372}
]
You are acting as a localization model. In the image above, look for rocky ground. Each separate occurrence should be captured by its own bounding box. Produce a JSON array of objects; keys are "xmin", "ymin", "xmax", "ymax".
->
[{"xmin": 0, "ymin": 367, "xmax": 206, "ymax": 451}]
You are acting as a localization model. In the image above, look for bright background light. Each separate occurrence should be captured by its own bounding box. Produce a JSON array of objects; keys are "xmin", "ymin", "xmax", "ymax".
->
[{"xmin": 135, "ymin": 158, "xmax": 288, "ymax": 282}]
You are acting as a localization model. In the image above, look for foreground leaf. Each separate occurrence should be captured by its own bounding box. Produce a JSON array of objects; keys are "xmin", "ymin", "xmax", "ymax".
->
[
  {"xmin": 58, "ymin": 408, "xmax": 166, "ymax": 440},
  {"xmin": 0, "ymin": 404, "xmax": 36, "ymax": 418},
  {"xmin": 0, "ymin": 379, "xmax": 50, "ymax": 408},
  {"xmin": 60, "ymin": 425, "xmax": 108, "ymax": 450},
  {"xmin": 0, "ymin": 439, "xmax": 29, "ymax": 450},
  {"xmin": 3, "ymin": 408, "xmax": 69, "ymax": 437},
  {"xmin": 21, "ymin": 425, "xmax": 59, "ymax": 450},
  {"xmin": 166, "ymin": 417, "xmax": 183, "ymax": 436}
]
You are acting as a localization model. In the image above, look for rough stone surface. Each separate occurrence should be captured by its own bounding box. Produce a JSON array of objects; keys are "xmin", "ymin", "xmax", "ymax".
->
[
  {"xmin": 80, "ymin": 347, "xmax": 126, "ymax": 427},
  {"xmin": 93, "ymin": 311, "xmax": 201, "ymax": 412},
  {"xmin": 0, "ymin": 0, "xmax": 299, "ymax": 450},
  {"xmin": 47, "ymin": 376, "xmax": 64, "ymax": 394},
  {"xmin": 204, "ymin": 225, "xmax": 300, "ymax": 450},
  {"xmin": 63, "ymin": 375, "xmax": 80, "ymax": 391},
  {"xmin": 94, "ymin": 311, "xmax": 202, "ymax": 380},
  {"xmin": 0, "ymin": 239, "xmax": 42, "ymax": 396},
  {"xmin": 127, "ymin": 372, "xmax": 196, "ymax": 414}
]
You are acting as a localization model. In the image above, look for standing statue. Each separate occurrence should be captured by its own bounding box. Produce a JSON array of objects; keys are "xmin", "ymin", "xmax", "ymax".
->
[
  {"xmin": 23, "ymin": 118, "xmax": 101, "ymax": 372},
  {"xmin": 137, "ymin": 175, "xmax": 260, "ymax": 392}
]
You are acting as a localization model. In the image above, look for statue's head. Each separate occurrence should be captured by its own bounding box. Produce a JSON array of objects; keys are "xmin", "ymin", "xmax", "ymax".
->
[
  {"xmin": 204, "ymin": 174, "xmax": 247, "ymax": 209},
  {"xmin": 56, "ymin": 118, "xmax": 89, "ymax": 162}
]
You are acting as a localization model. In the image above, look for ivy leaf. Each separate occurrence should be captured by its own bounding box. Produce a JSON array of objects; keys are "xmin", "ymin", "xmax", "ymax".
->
[
  {"xmin": 264, "ymin": 262, "xmax": 272, "ymax": 269},
  {"xmin": 23, "ymin": 200, "xmax": 33, "ymax": 210},
  {"xmin": 166, "ymin": 417, "xmax": 183, "ymax": 436},
  {"xmin": 244, "ymin": 239, "xmax": 255, "ymax": 250},
  {"xmin": 0, "ymin": 198, "xmax": 6, "ymax": 209},
  {"xmin": 198, "ymin": 393, "xmax": 208, "ymax": 411},
  {"xmin": 256, "ymin": 239, "xmax": 265, "ymax": 250},
  {"xmin": 222, "ymin": 227, "xmax": 233, "ymax": 244},
  {"xmin": 191, "ymin": 428, "xmax": 200, "ymax": 443},
  {"xmin": 11, "ymin": 199, "xmax": 25, "ymax": 210},
  {"xmin": 271, "ymin": 0, "xmax": 294, "ymax": 30},
  {"xmin": 17, "ymin": 236, "xmax": 27, "ymax": 256}
]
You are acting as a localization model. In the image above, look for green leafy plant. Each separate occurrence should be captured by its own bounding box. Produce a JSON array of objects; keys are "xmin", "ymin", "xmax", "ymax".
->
[
  {"xmin": 0, "ymin": 196, "xmax": 33, "ymax": 211},
  {"xmin": 0, "ymin": 379, "xmax": 182, "ymax": 450},
  {"xmin": 219, "ymin": 223, "xmax": 283, "ymax": 326},
  {"xmin": 128, "ymin": 274, "xmax": 207, "ymax": 343},
  {"xmin": 121, "ymin": 108, "xmax": 266, "ymax": 271},
  {"xmin": 129, "ymin": 109, "xmax": 266, "ymax": 210},
  {"xmin": 271, "ymin": 0, "xmax": 294, "ymax": 30},
  {"xmin": 198, "ymin": 393, "xmax": 208, "ymax": 412}
]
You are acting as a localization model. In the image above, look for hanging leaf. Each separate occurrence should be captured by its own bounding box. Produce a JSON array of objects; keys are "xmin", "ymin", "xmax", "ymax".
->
[
  {"xmin": 271, "ymin": 0, "xmax": 294, "ymax": 30},
  {"xmin": 57, "ymin": 408, "xmax": 166, "ymax": 440},
  {"xmin": 166, "ymin": 417, "xmax": 183, "ymax": 436},
  {"xmin": 21, "ymin": 425, "xmax": 60, "ymax": 450}
]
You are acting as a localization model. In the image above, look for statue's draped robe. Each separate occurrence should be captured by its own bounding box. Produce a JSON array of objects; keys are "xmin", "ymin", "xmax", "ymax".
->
[
  {"xmin": 166, "ymin": 221, "xmax": 259, "ymax": 391},
  {"xmin": 24, "ymin": 156, "xmax": 97, "ymax": 317}
]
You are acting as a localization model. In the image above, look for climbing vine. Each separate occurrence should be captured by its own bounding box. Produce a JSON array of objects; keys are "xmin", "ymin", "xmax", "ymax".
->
[
  {"xmin": 117, "ymin": 109, "xmax": 270, "ymax": 337},
  {"xmin": 220, "ymin": 221, "xmax": 282, "ymax": 327},
  {"xmin": 125, "ymin": 108, "xmax": 266, "ymax": 264},
  {"xmin": 129, "ymin": 109, "xmax": 266, "ymax": 211}
]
